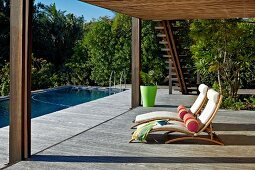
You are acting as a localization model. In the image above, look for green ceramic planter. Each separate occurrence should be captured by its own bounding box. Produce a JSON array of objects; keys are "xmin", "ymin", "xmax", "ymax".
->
[{"xmin": 140, "ymin": 85, "xmax": 157, "ymax": 107}]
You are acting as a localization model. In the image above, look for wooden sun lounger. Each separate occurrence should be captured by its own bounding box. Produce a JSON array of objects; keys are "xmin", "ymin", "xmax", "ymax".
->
[
  {"xmin": 130, "ymin": 89, "xmax": 224, "ymax": 145},
  {"xmin": 131, "ymin": 84, "xmax": 209, "ymax": 129}
]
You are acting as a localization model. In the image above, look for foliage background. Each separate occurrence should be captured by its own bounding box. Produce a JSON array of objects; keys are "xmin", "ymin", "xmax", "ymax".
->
[{"xmin": 0, "ymin": 1, "xmax": 166, "ymax": 95}]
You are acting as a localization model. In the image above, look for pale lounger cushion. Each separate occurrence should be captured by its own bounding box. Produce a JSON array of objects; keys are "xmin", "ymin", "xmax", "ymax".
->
[
  {"xmin": 135, "ymin": 111, "xmax": 181, "ymax": 123},
  {"xmin": 189, "ymin": 84, "xmax": 208, "ymax": 113},
  {"xmin": 152, "ymin": 121, "xmax": 195, "ymax": 135},
  {"xmin": 198, "ymin": 89, "xmax": 219, "ymax": 125}
]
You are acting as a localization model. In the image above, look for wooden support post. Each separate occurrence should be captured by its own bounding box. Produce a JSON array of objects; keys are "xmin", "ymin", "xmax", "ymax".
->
[
  {"xmin": 131, "ymin": 17, "xmax": 141, "ymax": 108},
  {"xmin": 169, "ymin": 59, "xmax": 172, "ymax": 94},
  {"xmin": 9, "ymin": 0, "xmax": 32, "ymax": 164},
  {"xmin": 197, "ymin": 72, "xmax": 201, "ymax": 84},
  {"xmin": 196, "ymin": 72, "xmax": 201, "ymax": 94}
]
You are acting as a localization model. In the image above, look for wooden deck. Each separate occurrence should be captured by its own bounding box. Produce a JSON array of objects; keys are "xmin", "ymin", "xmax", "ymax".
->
[
  {"xmin": 1, "ymin": 89, "xmax": 255, "ymax": 169},
  {"xmin": 0, "ymin": 90, "xmax": 131, "ymax": 169},
  {"xmin": 238, "ymin": 89, "xmax": 255, "ymax": 95}
]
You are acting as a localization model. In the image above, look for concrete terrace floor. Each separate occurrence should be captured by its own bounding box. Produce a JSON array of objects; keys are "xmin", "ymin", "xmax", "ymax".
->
[{"xmin": 1, "ymin": 89, "xmax": 255, "ymax": 169}]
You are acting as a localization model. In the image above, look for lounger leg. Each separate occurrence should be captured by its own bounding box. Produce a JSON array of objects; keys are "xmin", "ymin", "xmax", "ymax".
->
[{"xmin": 212, "ymin": 132, "xmax": 224, "ymax": 145}]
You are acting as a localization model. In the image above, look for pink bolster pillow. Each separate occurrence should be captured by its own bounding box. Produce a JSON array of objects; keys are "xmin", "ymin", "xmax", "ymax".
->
[
  {"xmin": 183, "ymin": 113, "xmax": 195, "ymax": 124},
  {"xmin": 183, "ymin": 113, "xmax": 199, "ymax": 132},
  {"xmin": 177, "ymin": 105, "xmax": 186, "ymax": 112},
  {"xmin": 178, "ymin": 108, "xmax": 188, "ymax": 119},
  {"xmin": 185, "ymin": 119, "xmax": 199, "ymax": 132}
]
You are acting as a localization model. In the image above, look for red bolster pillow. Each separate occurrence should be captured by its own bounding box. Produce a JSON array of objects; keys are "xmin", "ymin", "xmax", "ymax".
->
[
  {"xmin": 183, "ymin": 113, "xmax": 199, "ymax": 132},
  {"xmin": 183, "ymin": 113, "xmax": 195, "ymax": 124},
  {"xmin": 177, "ymin": 105, "xmax": 186, "ymax": 112},
  {"xmin": 185, "ymin": 119, "xmax": 199, "ymax": 132},
  {"xmin": 178, "ymin": 108, "xmax": 188, "ymax": 119}
]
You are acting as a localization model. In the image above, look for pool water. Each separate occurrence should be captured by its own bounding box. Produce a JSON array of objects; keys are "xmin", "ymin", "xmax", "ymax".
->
[{"xmin": 0, "ymin": 87, "xmax": 120, "ymax": 128}]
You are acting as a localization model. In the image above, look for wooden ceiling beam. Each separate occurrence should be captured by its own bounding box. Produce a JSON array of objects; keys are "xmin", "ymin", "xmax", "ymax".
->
[{"xmin": 80, "ymin": 0, "xmax": 255, "ymax": 20}]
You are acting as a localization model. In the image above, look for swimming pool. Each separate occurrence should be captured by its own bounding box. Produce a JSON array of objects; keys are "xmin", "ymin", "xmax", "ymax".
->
[{"xmin": 0, "ymin": 86, "xmax": 122, "ymax": 128}]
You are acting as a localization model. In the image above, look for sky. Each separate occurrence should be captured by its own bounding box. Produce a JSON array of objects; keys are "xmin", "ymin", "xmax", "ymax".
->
[{"xmin": 35, "ymin": 0, "xmax": 115, "ymax": 21}]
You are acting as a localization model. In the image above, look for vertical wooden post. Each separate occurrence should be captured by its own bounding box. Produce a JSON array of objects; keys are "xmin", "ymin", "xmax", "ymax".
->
[
  {"xmin": 9, "ymin": 0, "xmax": 32, "ymax": 163},
  {"xmin": 169, "ymin": 59, "xmax": 172, "ymax": 94},
  {"xmin": 131, "ymin": 18, "xmax": 141, "ymax": 108},
  {"xmin": 196, "ymin": 72, "xmax": 201, "ymax": 94},
  {"xmin": 197, "ymin": 72, "xmax": 201, "ymax": 85}
]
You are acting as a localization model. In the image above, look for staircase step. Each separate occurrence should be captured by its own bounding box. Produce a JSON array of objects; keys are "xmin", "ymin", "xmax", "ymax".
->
[
  {"xmin": 159, "ymin": 41, "xmax": 168, "ymax": 45},
  {"xmin": 155, "ymin": 26, "xmax": 164, "ymax": 30},
  {"xmin": 173, "ymin": 86, "xmax": 181, "ymax": 90},
  {"xmin": 161, "ymin": 48, "xmax": 170, "ymax": 52},
  {"xmin": 165, "ymin": 60, "xmax": 173, "ymax": 64},
  {"xmin": 166, "ymin": 67, "xmax": 177, "ymax": 70},
  {"xmin": 172, "ymin": 78, "xmax": 178, "ymax": 82},
  {"xmin": 187, "ymin": 87, "xmax": 199, "ymax": 92},
  {"xmin": 185, "ymin": 81, "xmax": 197, "ymax": 85},
  {"xmin": 163, "ymin": 55, "xmax": 171, "ymax": 58},
  {"xmin": 157, "ymin": 34, "xmax": 166, "ymax": 38},
  {"xmin": 179, "ymin": 52, "xmax": 190, "ymax": 56},
  {"xmin": 179, "ymin": 54, "xmax": 188, "ymax": 57},
  {"xmin": 165, "ymin": 60, "xmax": 188, "ymax": 64}
]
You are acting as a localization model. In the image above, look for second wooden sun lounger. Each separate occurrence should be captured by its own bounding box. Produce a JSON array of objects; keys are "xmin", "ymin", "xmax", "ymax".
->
[{"xmin": 131, "ymin": 84, "xmax": 209, "ymax": 129}]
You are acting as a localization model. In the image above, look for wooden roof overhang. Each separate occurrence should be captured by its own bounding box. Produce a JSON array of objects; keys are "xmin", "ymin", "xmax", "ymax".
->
[{"xmin": 80, "ymin": 0, "xmax": 255, "ymax": 20}]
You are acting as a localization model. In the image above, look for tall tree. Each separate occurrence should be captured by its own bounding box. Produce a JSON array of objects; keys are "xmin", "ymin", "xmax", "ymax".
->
[
  {"xmin": 0, "ymin": 0, "xmax": 10, "ymax": 65},
  {"xmin": 112, "ymin": 14, "xmax": 132, "ymax": 83},
  {"xmin": 84, "ymin": 17, "xmax": 115, "ymax": 86},
  {"xmin": 190, "ymin": 19, "xmax": 255, "ymax": 98},
  {"xmin": 33, "ymin": 3, "xmax": 84, "ymax": 68}
]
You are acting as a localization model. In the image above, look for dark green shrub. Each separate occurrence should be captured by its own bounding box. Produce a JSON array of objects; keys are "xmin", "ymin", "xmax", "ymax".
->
[
  {"xmin": 0, "ymin": 62, "xmax": 10, "ymax": 96},
  {"xmin": 221, "ymin": 97, "xmax": 245, "ymax": 110}
]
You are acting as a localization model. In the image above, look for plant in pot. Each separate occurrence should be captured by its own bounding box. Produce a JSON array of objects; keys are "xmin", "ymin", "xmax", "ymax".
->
[{"xmin": 140, "ymin": 70, "xmax": 160, "ymax": 107}]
